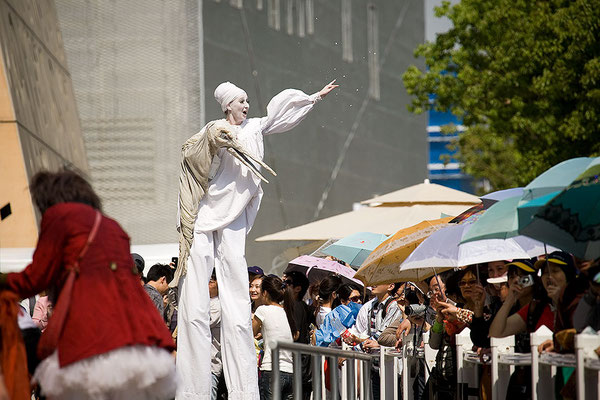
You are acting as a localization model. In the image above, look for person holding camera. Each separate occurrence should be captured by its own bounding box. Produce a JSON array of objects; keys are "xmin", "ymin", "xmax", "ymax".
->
[
  {"xmin": 465, "ymin": 260, "xmax": 542, "ymax": 398},
  {"xmin": 144, "ymin": 264, "xmax": 175, "ymax": 321},
  {"xmin": 489, "ymin": 259, "xmax": 553, "ymax": 339}
]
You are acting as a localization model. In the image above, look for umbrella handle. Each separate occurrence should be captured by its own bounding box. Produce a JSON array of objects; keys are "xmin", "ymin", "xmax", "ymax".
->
[
  {"xmin": 306, "ymin": 266, "xmax": 313, "ymax": 278},
  {"xmin": 432, "ymin": 267, "xmax": 448, "ymax": 302}
]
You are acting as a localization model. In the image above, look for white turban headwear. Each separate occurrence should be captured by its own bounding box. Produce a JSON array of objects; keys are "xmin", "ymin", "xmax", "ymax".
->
[{"xmin": 214, "ymin": 82, "xmax": 247, "ymax": 112}]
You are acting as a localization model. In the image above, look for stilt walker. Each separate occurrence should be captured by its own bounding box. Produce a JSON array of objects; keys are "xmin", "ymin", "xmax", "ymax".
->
[{"xmin": 174, "ymin": 80, "xmax": 338, "ymax": 399}]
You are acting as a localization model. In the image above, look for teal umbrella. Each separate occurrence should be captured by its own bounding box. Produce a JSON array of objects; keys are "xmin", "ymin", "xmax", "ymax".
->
[
  {"xmin": 518, "ymin": 157, "xmax": 597, "ymax": 228},
  {"xmin": 321, "ymin": 232, "xmax": 387, "ymax": 268},
  {"xmin": 462, "ymin": 157, "xmax": 597, "ymax": 244},
  {"xmin": 520, "ymin": 157, "xmax": 600, "ymax": 260},
  {"xmin": 460, "ymin": 196, "xmax": 521, "ymax": 243}
]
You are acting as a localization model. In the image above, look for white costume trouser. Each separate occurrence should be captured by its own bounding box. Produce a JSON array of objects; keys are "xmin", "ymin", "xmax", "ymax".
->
[{"xmin": 176, "ymin": 211, "xmax": 259, "ymax": 400}]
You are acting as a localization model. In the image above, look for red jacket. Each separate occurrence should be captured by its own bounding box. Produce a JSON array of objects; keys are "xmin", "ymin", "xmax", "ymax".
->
[{"xmin": 6, "ymin": 202, "xmax": 175, "ymax": 367}]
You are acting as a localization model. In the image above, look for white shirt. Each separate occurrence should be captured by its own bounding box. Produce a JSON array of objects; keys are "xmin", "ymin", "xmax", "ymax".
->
[
  {"xmin": 209, "ymin": 297, "xmax": 222, "ymax": 376},
  {"xmin": 352, "ymin": 297, "xmax": 401, "ymax": 339},
  {"xmin": 192, "ymin": 89, "xmax": 320, "ymax": 233},
  {"xmin": 254, "ymin": 305, "xmax": 294, "ymax": 373},
  {"xmin": 316, "ymin": 306, "xmax": 332, "ymax": 328}
]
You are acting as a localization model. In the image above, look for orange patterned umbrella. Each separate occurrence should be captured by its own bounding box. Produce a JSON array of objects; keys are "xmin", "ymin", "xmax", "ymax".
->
[{"xmin": 354, "ymin": 217, "xmax": 453, "ymax": 285}]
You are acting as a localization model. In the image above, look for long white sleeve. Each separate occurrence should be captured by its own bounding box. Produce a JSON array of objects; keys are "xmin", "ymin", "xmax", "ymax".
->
[
  {"xmin": 191, "ymin": 89, "xmax": 320, "ymax": 233},
  {"xmin": 260, "ymin": 89, "xmax": 321, "ymax": 135}
]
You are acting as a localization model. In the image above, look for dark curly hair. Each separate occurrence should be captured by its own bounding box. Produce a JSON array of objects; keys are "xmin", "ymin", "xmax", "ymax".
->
[{"xmin": 30, "ymin": 170, "xmax": 102, "ymax": 214}]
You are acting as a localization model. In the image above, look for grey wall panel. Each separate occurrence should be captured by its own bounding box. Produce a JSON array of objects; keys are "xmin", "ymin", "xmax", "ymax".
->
[
  {"xmin": 0, "ymin": 0, "xmax": 88, "ymax": 175},
  {"xmin": 55, "ymin": 0, "xmax": 426, "ymax": 272},
  {"xmin": 5, "ymin": 0, "xmax": 68, "ymax": 65},
  {"xmin": 55, "ymin": 0, "xmax": 202, "ymax": 244}
]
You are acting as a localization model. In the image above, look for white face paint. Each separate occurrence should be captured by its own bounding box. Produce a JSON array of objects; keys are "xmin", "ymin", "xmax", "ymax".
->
[{"xmin": 227, "ymin": 95, "xmax": 249, "ymax": 125}]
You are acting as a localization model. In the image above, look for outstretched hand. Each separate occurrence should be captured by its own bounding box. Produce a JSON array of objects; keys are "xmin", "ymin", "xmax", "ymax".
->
[
  {"xmin": 319, "ymin": 80, "xmax": 339, "ymax": 98},
  {"xmin": 436, "ymin": 300, "xmax": 459, "ymax": 322}
]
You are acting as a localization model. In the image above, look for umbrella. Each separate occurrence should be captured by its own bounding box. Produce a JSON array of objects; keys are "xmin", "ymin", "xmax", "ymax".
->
[
  {"xmin": 354, "ymin": 217, "xmax": 453, "ymax": 285},
  {"xmin": 361, "ymin": 181, "xmax": 480, "ymax": 206},
  {"xmin": 450, "ymin": 188, "xmax": 524, "ymax": 224},
  {"xmin": 399, "ymin": 222, "xmax": 555, "ymax": 279},
  {"xmin": 517, "ymin": 157, "xmax": 598, "ymax": 230},
  {"xmin": 284, "ymin": 255, "xmax": 363, "ymax": 287},
  {"xmin": 461, "ymin": 158, "xmax": 597, "ymax": 243},
  {"xmin": 255, "ymin": 203, "xmax": 473, "ymax": 242},
  {"xmin": 321, "ymin": 232, "xmax": 388, "ymax": 268},
  {"xmin": 460, "ymin": 196, "xmax": 522, "ymax": 242},
  {"xmin": 481, "ymin": 187, "xmax": 525, "ymax": 202},
  {"xmin": 520, "ymin": 157, "xmax": 595, "ymax": 202},
  {"xmin": 520, "ymin": 157, "xmax": 600, "ymax": 260}
]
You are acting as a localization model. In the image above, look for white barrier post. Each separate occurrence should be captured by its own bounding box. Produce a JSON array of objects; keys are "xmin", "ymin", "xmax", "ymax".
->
[
  {"xmin": 490, "ymin": 336, "xmax": 514, "ymax": 400},
  {"xmin": 380, "ymin": 346, "xmax": 396, "ymax": 400},
  {"xmin": 341, "ymin": 342, "xmax": 349, "ymax": 400},
  {"xmin": 422, "ymin": 330, "xmax": 437, "ymax": 383},
  {"xmin": 393, "ymin": 348, "xmax": 400, "ymax": 400},
  {"xmin": 575, "ymin": 332, "xmax": 600, "ymax": 400},
  {"xmin": 456, "ymin": 327, "xmax": 478, "ymax": 399},
  {"xmin": 530, "ymin": 325, "xmax": 554, "ymax": 400},
  {"xmin": 321, "ymin": 355, "xmax": 327, "ymax": 396},
  {"xmin": 402, "ymin": 344, "xmax": 409, "ymax": 400}
]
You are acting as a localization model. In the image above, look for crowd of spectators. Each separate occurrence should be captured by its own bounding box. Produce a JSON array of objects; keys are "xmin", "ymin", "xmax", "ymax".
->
[
  {"xmin": 15, "ymin": 246, "xmax": 600, "ymax": 400},
  {"xmin": 192, "ymin": 250, "xmax": 599, "ymax": 400}
]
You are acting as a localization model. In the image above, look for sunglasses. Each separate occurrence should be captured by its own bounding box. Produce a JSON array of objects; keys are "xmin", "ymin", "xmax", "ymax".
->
[
  {"xmin": 349, "ymin": 296, "xmax": 361, "ymax": 302},
  {"xmin": 458, "ymin": 279, "xmax": 478, "ymax": 287}
]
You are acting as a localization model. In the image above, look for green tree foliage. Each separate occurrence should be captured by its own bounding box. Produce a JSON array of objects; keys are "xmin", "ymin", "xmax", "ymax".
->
[{"xmin": 403, "ymin": 0, "xmax": 600, "ymax": 190}]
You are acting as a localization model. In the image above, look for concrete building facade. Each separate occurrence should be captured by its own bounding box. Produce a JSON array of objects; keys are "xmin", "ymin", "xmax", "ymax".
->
[{"xmin": 0, "ymin": 0, "xmax": 88, "ymax": 248}]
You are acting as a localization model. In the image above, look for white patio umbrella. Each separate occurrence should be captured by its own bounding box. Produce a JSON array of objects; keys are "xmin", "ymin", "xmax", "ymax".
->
[{"xmin": 399, "ymin": 222, "xmax": 556, "ymax": 278}]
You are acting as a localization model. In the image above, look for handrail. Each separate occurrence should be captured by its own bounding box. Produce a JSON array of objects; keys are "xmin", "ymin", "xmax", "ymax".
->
[
  {"xmin": 271, "ymin": 341, "xmax": 376, "ymax": 400},
  {"xmin": 274, "ymin": 341, "xmax": 375, "ymax": 360},
  {"xmin": 269, "ymin": 329, "xmax": 600, "ymax": 400}
]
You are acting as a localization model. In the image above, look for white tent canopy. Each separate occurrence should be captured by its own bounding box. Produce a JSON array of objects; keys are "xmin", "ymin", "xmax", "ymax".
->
[
  {"xmin": 255, "ymin": 204, "xmax": 472, "ymax": 242},
  {"xmin": 0, "ymin": 243, "xmax": 179, "ymax": 274},
  {"xmin": 361, "ymin": 182, "xmax": 480, "ymax": 206}
]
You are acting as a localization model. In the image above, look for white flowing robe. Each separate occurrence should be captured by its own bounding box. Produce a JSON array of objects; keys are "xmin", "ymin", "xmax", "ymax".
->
[
  {"xmin": 190, "ymin": 89, "xmax": 321, "ymax": 233},
  {"xmin": 176, "ymin": 88, "xmax": 320, "ymax": 400}
]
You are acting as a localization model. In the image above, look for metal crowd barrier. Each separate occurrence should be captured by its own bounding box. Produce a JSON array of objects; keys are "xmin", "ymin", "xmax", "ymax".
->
[
  {"xmin": 271, "ymin": 341, "xmax": 375, "ymax": 400},
  {"xmin": 272, "ymin": 327, "xmax": 600, "ymax": 400},
  {"xmin": 455, "ymin": 325, "xmax": 600, "ymax": 400},
  {"xmin": 272, "ymin": 329, "xmax": 438, "ymax": 400}
]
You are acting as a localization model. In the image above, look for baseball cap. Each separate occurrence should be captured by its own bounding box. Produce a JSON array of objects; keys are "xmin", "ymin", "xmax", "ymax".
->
[
  {"xmin": 534, "ymin": 251, "xmax": 574, "ymax": 270},
  {"xmin": 535, "ymin": 251, "xmax": 577, "ymax": 281},
  {"xmin": 506, "ymin": 259, "xmax": 536, "ymax": 273},
  {"xmin": 248, "ymin": 266, "xmax": 264, "ymax": 276},
  {"xmin": 131, "ymin": 253, "xmax": 145, "ymax": 275}
]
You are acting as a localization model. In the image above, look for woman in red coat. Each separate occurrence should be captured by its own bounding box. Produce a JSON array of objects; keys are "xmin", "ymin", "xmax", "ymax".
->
[{"xmin": 0, "ymin": 170, "xmax": 177, "ymax": 399}]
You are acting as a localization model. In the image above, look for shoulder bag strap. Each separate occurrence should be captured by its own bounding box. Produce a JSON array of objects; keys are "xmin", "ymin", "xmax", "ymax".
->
[{"xmin": 38, "ymin": 211, "xmax": 102, "ymax": 360}]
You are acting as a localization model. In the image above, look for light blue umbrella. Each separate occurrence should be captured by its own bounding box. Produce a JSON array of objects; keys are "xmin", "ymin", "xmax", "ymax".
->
[
  {"xmin": 321, "ymin": 232, "xmax": 387, "ymax": 268},
  {"xmin": 520, "ymin": 157, "xmax": 600, "ymax": 259},
  {"xmin": 520, "ymin": 157, "xmax": 595, "ymax": 201},
  {"xmin": 481, "ymin": 187, "xmax": 524, "ymax": 202}
]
